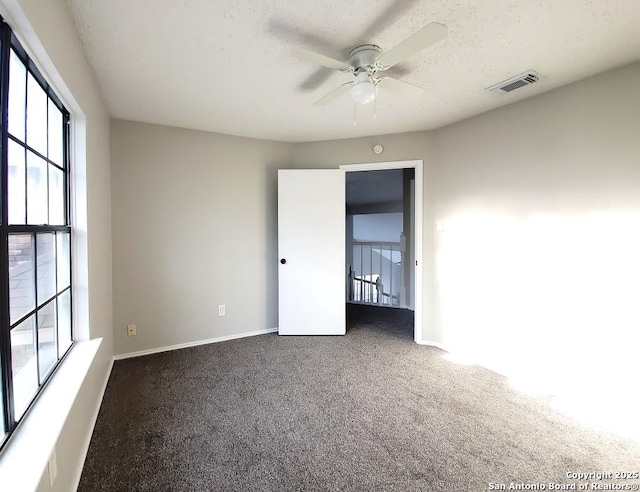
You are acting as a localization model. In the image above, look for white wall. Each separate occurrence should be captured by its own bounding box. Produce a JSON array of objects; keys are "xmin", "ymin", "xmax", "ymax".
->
[
  {"xmin": 0, "ymin": 0, "xmax": 113, "ymax": 490},
  {"xmin": 432, "ymin": 61, "xmax": 640, "ymax": 438},
  {"xmin": 111, "ymin": 120, "xmax": 292, "ymax": 355},
  {"xmin": 353, "ymin": 213, "xmax": 403, "ymax": 242}
]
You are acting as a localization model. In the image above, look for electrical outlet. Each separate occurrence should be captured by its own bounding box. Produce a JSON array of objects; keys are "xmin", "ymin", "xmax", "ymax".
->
[
  {"xmin": 127, "ymin": 324, "xmax": 137, "ymax": 336},
  {"xmin": 48, "ymin": 448, "xmax": 57, "ymax": 487},
  {"xmin": 218, "ymin": 305, "xmax": 225, "ymax": 317}
]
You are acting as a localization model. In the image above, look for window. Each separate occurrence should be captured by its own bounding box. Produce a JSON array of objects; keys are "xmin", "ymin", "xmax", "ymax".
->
[{"xmin": 0, "ymin": 18, "xmax": 72, "ymax": 448}]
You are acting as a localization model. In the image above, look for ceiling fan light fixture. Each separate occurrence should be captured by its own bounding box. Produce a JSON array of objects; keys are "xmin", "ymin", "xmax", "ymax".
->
[{"xmin": 351, "ymin": 72, "xmax": 376, "ymax": 105}]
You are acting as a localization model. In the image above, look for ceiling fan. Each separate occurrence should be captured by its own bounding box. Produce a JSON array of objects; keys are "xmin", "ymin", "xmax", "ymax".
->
[{"xmin": 293, "ymin": 22, "xmax": 448, "ymax": 107}]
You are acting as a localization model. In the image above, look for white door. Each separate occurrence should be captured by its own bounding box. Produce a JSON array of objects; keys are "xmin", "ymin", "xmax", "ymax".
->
[{"xmin": 278, "ymin": 169, "xmax": 345, "ymax": 335}]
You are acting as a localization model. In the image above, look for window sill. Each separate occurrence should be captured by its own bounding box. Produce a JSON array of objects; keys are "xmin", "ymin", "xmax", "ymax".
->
[{"xmin": 0, "ymin": 338, "xmax": 102, "ymax": 491}]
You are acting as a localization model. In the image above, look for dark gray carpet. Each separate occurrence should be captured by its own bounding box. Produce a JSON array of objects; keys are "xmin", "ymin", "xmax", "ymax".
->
[{"xmin": 79, "ymin": 305, "xmax": 640, "ymax": 491}]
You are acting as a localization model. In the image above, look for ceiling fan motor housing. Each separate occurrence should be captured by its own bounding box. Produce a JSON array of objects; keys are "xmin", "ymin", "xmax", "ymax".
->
[{"xmin": 348, "ymin": 44, "xmax": 382, "ymax": 73}]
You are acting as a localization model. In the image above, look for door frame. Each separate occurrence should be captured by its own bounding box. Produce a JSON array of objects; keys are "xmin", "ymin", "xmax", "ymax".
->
[{"xmin": 340, "ymin": 160, "xmax": 423, "ymax": 344}]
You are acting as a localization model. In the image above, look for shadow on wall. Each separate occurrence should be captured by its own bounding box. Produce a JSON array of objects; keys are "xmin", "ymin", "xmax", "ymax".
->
[{"xmin": 437, "ymin": 209, "xmax": 640, "ymax": 441}]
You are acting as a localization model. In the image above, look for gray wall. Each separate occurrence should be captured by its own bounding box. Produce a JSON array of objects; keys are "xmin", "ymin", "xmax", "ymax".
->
[
  {"xmin": 431, "ymin": 62, "xmax": 640, "ymax": 422},
  {"xmin": 110, "ymin": 124, "xmax": 438, "ymax": 348},
  {"xmin": 111, "ymin": 120, "xmax": 292, "ymax": 355}
]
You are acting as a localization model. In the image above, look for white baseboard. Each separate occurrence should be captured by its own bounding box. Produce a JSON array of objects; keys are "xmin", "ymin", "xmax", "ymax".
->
[
  {"xmin": 114, "ymin": 328, "xmax": 279, "ymax": 361},
  {"xmin": 72, "ymin": 355, "xmax": 114, "ymax": 491},
  {"xmin": 416, "ymin": 339, "xmax": 449, "ymax": 351}
]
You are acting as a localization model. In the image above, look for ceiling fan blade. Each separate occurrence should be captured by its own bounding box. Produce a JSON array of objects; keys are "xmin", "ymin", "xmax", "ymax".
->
[
  {"xmin": 293, "ymin": 48, "xmax": 353, "ymax": 71},
  {"xmin": 378, "ymin": 22, "xmax": 447, "ymax": 69},
  {"xmin": 376, "ymin": 77, "xmax": 425, "ymax": 97},
  {"xmin": 314, "ymin": 82, "xmax": 353, "ymax": 106}
]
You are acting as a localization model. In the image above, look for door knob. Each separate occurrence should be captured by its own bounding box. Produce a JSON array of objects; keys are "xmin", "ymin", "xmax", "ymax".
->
[{"xmin": 280, "ymin": 258, "xmax": 287, "ymax": 264}]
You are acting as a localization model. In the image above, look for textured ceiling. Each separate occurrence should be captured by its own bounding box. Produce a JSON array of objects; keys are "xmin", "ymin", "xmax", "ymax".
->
[{"xmin": 65, "ymin": 0, "xmax": 640, "ymax": 143}]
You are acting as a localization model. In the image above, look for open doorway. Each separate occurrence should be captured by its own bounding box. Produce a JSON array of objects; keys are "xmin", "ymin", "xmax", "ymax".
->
[{"xmin": 340, "ymin": 161, "xmax": 423, "ymax": 342}]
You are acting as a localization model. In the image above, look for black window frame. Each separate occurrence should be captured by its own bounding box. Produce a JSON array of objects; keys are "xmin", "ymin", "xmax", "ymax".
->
[{"xmin": 0, "ymin": 17, "xmax": 73, "ymax": 451}]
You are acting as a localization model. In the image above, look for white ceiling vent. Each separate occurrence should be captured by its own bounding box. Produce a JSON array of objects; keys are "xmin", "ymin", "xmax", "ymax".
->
[{"xmin": 487, "ymin": 71, "xmax": 542, "ymax": 94}]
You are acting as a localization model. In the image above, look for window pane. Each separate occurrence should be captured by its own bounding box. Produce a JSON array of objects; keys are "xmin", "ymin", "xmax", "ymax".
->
[
  {"xmin": 9, "ymin": 234, "xmax": 35, "ymax": 324},
  {"xmin": 49, "ymin": 165, "xmax": 64, "ymax": 225},
  {"xmin": 27, "ymin": 73, "xmax": 48, "ymax": 156},
  {"xmin": 37, "ymin": 233, "xmax": 56, "ymax": 304},
  {"xmin": 11, "ymin": 316, "xmax": 38, "ymax": 419},
  {"xmin": 27, "ymin": 150, "xmax": 47, "ymax": 224},
  {"xmin": 58, "ymin": 290, "xmax": 72, "ymax": 357},
  {"xmin": 48, "ymin": 99, "xmax": 63, "ymax": 165},
  {"xmin": 8, "ymin": 50, "xmax": 26, "ymax": 141},
  {"xmin": 56, "ymin": 232, "xmax": 71, "ymax": 292},
  {"xmin": 8, "ymin": 140, "xmax": 26, "ymax": 225},
  {"xmin": 38, "ymin": 302, "xmax": 57, "ymax": 381}
]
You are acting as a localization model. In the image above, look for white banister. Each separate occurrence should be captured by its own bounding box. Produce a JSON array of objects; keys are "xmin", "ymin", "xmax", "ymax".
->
[{"xmin": 348, "ymin": 241, "xmax": 402, "ymax": 307}]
